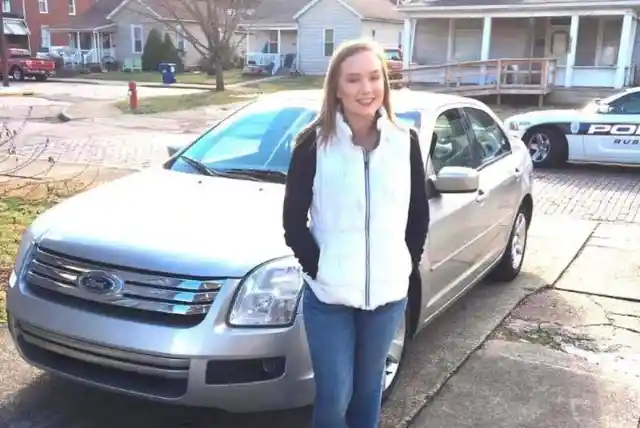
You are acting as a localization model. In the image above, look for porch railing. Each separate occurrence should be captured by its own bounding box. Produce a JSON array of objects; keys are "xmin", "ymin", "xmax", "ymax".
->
[{"xmin": 393, "ymin": 58, "xmax": 558, "ymax": 105}]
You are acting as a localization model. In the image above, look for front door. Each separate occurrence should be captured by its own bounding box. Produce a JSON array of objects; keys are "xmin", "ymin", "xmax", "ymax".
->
[
  {"xmin": 462, "ymin": 106, "xmax": 521, "ymax": 261},
  {"xmin": 419, "ymin": 108, "xmax": 486, "ymax": 324},
  {"xmin": 546, "ymin": 18, "xmax": 571, "ymax": 66}
]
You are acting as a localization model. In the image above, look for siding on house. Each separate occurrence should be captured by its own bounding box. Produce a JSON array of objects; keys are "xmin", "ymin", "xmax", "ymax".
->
[
  {"xmin": 361, "ymin": 21, "xmax": 403, "ymax": 49},
  {"xmin": 110, "ymin": 1, "xmax": 208, "ymax": 68},
  {"xmin": 297, "ymin": 0, "xmax": 362, "ymax": 75}
]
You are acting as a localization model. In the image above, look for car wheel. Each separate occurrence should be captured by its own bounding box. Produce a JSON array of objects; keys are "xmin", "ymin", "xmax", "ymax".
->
[
  {"xmin": 523, "ymin": 126, "xmax": 567, "ymax": 168},
  {"xmin": 488, "ymin": 207, "xmax": 528, "ymax": 282},
  {"xmin": 382, "ymin": 306, "xmax": 409, "ymax": 402},
  {"xmin": 10, "ymin": 67, "xmax": 24, "ymax": 81}
]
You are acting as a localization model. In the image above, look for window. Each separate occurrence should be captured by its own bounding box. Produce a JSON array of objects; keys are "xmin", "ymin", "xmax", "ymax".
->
[
  {"xmin": 41, "ymin": 26, "xmax": 51, "ymax": 48},
  {"xmin": 68, "ymin": 0, "xmax": 76, "ymax": 15},
  {"xmin": 268, "ymin": 30, "xmax": 278, "ymax": 54},
  {"xmin": 600, "ymin": 19, "xmax": 621, "ymax": 66},
  {"xmin": 463, "ymin": 107, "xmax": 511, "ymax": 164},
  {"xmin": 323, "ymin": 28, "xmax": 335, "ymax": 57},
  {"xmin": 174, "ymin": 105, "xmax": 317, "ymax": 175},
  {"xmin": 2, "ymin": 0, "xmax": 10, "ymax": 13},
  {"xmin": 38, "ymin": 0, "xmax": 47, "ymax": 13},
  {"xmin": 131, "ymin": 25, "xmax": 143, "ymax": 54},
  {"xmin": 431, "ymin": 109, "xmax": 479, "ymax": 173},
  {"xmin": 176, "ymin": 24, "xmax": 186, "ymax": 52},
  {"xmin": 608, "ymin": 93, "xmax": 640, "ymax": 115}
]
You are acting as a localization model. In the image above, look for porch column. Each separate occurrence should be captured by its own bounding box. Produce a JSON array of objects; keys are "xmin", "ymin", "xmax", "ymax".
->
[
  {"xmin": 614, "ymin": 13, "xmax": 634, "ymax": 89},
  {"xmin": 480, "ymin": 17, "xmax": 492, "ymax": 83},
  {"xmin": 402, "ymin": 18, "xmax": 413, "ymax": 69},
  {"xmin": 446, "ymin": 18, "xmax": 454, "ymax": 61},
  {"xmin": 277, "ymin": 29, "xmax": 281, "ymax": 54},
  {"xmin": 564, "ymin": 16, "xmax": 579, "ymax": 88}
]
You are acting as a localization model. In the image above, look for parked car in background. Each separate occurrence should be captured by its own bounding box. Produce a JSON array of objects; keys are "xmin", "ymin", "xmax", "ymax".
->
[
  {"xmin": 6, "ymin": 90, "xmax": 533, "ymax": 413},
  {"xmin": 1, "ymin": 48, "xmax": 56, "ymax": 81},
  {"xmin": 504, "ymin": 86, "xmax": 640, "ymax": 167}
]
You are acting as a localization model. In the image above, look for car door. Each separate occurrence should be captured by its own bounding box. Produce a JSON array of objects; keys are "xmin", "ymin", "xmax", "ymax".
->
[
  {"xmin": 461, "ymin": 106, "xmax": 521, "ymax": 266},
  {"xmin": 582, "ymin": 92, "xmax": 640, "ymax": 164},
  {"xmin": 419, "ymin": 107, "xmax": 485, "ymax": 323}
]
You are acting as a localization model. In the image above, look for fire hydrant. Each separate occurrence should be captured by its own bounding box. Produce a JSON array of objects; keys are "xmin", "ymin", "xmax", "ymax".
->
[{"xmin": 128, "ymin": 81, "xmax": 138, "ymax": 112}]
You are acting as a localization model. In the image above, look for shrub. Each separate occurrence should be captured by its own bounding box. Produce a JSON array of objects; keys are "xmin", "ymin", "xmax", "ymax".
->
[
  {"xmin": 141, "ymin": 28, "xmax": 164, "ymax": 71},
  {"xmin": 162, "ymin": 32, "xmax": 184, "ymax": 73}
]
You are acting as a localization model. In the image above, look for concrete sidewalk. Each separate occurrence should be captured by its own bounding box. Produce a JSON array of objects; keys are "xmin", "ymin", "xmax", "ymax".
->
[
  {"xmin": 410, "ymin": 221, "xmax": 640, "ymax": 428},
  {"xmin": 48, "ymin": 75, "xmax": 283, "ymax": 90}
]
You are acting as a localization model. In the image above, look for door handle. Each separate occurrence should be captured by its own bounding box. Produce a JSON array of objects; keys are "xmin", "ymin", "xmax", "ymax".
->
[{"xmin": 476, "ymin": 189, "xmax": 488, "ymax": 203}]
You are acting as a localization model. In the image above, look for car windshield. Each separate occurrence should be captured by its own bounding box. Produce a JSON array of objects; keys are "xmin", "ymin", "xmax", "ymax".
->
[{"xmin": 171, "ymin": 101, "xmax": 422, "ymax": 181}]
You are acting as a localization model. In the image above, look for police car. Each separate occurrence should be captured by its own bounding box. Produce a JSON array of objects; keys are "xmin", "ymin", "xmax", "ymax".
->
[{"xmin": 503, "ymin": 87, "xmax": 640, "ymax": 167}]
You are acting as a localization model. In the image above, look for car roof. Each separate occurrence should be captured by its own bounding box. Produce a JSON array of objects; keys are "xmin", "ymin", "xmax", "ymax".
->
[{"xmin": 256, "ymin": 89, "xmax": 485, "ymax": 112}]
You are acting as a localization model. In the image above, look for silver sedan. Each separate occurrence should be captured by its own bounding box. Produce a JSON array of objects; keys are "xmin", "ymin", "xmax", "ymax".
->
[{"xmin": 6, "ymin": 89, "xmax": 534, "ymax": 412}]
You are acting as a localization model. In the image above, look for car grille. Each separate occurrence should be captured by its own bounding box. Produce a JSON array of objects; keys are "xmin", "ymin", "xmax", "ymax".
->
[{"xmin": 25, "ymin": 245, "xmax": 223, "ymax": 316}]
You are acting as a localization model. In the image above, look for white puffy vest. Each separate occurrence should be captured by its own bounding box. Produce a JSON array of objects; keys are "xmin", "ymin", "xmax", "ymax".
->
[{"xmin": 305, "ymin": 111, "xmax": 413, "ymax": 310}]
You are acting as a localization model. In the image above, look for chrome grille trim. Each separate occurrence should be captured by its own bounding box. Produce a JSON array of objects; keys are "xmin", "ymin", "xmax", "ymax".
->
[
  {"xmin": 26, "ymin": 246, "xmax": 222, "ymax": 315},
  {"xmin": 18, "ymin": 322, "xmax": 190, "ymax": 379}
]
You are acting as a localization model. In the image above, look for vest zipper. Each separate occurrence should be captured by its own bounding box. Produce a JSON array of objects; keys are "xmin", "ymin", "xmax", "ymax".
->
[{"xmin": 363, "ymin": 150, "xmax": 371, "ymax": 309}]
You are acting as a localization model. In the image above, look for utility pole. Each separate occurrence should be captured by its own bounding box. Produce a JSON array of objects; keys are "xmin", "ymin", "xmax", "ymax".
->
[{"xmin": 0, "ymin": 5, "xmax": 9, "ymax": 87}]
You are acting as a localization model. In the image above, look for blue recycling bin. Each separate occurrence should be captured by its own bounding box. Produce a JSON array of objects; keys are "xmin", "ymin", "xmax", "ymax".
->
[{"xmin": 159, "ymin": 62, "xmax": 176, "ymax": 84}]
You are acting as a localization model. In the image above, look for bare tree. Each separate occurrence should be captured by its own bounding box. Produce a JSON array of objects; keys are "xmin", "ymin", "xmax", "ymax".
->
[
  {"xmin": 0, "ymin": 108, "xmax": 99, "ymax": 201},
  {"xmin": 134, "ymin": 0, "xmax": 261, "ymax": 91}
]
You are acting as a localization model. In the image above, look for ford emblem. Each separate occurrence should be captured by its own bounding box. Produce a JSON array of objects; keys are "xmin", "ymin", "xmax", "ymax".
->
[{"xmin": 76, "ymin": 271, "xmax": 124, "ymax": 295}]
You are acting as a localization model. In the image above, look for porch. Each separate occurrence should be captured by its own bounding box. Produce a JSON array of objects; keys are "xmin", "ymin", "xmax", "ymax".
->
[
  {"xmin": 46, "ymin": 27, "xmax": 116, "ymax": 68},
  {"xmin": 243, "ymin": 27, "xmax": 298, "ymax": 75},
  {"xmin": 401, "ymin": 12, "xmax": 638, "ymax": 90}
]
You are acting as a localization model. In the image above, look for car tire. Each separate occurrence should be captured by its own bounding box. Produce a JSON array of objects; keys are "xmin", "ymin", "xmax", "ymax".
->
[
  {"xmin": 488, "ymin": 207, "xmax": 529, "ymax": 282},
  {"xmin": 381, "ymin": 305, "xmax": 410, "ymax": 402},
  {"xmin": 10, "ymin": 67, "xmax": 24, "ymax": 81},
  {"xmin": 523, "ymin": 126, "xmax": 567, "ymax": 168}
]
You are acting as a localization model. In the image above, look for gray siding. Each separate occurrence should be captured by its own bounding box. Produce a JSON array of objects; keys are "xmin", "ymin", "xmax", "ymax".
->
[
  {"xmin": 297, "ymin": 0, "xmax": 362, "ymax": 75},
  {"xmin": 110, "ymin": 1, "xmax": 165, "ymax": 65}
]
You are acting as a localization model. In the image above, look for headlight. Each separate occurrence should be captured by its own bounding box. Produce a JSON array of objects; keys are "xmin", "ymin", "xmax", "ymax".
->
[
  {"xmin": 228, "ymin": 257, "xmax": 305, "ymax": 327},
  {"xmin": 10, "ymin": 228, "xmax": 35, "ymax": 288}
]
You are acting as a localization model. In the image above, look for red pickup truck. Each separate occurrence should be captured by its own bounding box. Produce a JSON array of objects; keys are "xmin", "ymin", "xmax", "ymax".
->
[{"xmin": 0, "ymin": 48, "xmax": 56, "ymax": 81}]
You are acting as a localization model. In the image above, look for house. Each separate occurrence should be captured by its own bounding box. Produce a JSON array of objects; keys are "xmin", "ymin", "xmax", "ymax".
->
[
  {"xmin": 25, "ymin": 0, "xmax": 96, "ymax": 54},
  {"xmin": 398, "ymin": 0, "xmax": 640, "ymax": 92},
  {"xmin": 39, "ymin": 0, "xmax": 207, "ymax": 68},
  {"xmin": 241, "ymin": 0, "xmax": 406, "ymax": 75},
  {"xmin": 2, "ymin": 0, "xmax": 33, "ymax": 52}
]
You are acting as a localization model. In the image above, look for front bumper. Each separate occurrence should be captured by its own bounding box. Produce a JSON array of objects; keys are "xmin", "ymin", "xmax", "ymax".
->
[{"xmin": 6, "ymin": 271, "xmax": 314, "ymax": 412}]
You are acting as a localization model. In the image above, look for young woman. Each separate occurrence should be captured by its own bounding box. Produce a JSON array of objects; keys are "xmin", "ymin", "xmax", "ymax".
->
[{"xmin": 282, "ymin": 39, "xmax": 430, "ymax": 428}]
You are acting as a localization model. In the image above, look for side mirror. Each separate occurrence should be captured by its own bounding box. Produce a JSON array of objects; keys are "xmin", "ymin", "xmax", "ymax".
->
[
  {"xmin": 167, "ymin": 143, "xmax": 186, "ymax": 158},
  {"xmin": 596, "ymin": 104, "xmax": 611, "ymax": 114},
  {"xmin": 432, "ymin": 166, "xmax": 479, "ymax": 194}
]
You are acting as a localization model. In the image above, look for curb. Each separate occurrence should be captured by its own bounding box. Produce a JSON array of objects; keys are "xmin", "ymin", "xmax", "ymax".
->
[
  {"xmin": 57, "ymin": 108, "xmax": 72, "ymax": 122},
  {"xmin": 48, "ymin": 78, "xmax": 214, "ymax": 90},
  {"xmin": 0, "ymin": 89, "xmax": 36, "ymax": 97}
]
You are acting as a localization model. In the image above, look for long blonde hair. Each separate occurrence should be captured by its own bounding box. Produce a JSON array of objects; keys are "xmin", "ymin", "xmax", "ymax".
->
[{"xmin": 299, "ymin": 39, "xmax": 395, "ymax": 146}]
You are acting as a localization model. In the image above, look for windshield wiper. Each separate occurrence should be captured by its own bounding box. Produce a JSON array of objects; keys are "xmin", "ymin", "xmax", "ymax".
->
[
  {"xmin": 218, "ymin": 168, "xmax": 287, "ymax": 183},
  {"xmin": 178, "ymin": 155, "xmax": 218, "ymax": 177}
]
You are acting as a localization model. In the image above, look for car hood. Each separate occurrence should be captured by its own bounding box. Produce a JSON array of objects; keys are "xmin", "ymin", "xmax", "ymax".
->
[{"xmin": 32, "ymin": 168, "xmax": 293, "ymax": 278}]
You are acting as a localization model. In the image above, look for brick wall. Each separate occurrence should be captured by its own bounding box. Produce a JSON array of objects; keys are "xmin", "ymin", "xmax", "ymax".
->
[{"xmin": 22, "ymin": 0, "xmax": 96, "ymax": 53}]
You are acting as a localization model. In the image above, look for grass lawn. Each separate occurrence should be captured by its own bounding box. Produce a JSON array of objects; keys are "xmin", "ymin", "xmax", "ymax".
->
[
  {"xmin": 0, "ymin": 196, "xmax": 54, "ymax": 324},
  {"xmin": 114, "ymin": 75, "xmax": 326, "ymax": 115},
  {"xmin": 77, "ymin": 69, "xmax": 253, "ymax": 86}
]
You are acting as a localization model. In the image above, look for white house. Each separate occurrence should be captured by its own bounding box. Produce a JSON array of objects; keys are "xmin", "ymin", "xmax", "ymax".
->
[
  {"xmin": 242, "ymin": 0, "xmax": 406, "ymax": 75},
  {"xmin": 398, "ymin": 0, "xmax": 640, "ymax": 90}
]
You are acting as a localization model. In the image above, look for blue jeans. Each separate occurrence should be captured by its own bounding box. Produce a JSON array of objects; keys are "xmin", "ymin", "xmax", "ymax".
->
[{"xmin": 302, "ymin": 286, "xmax": 408, "ymax": 428}]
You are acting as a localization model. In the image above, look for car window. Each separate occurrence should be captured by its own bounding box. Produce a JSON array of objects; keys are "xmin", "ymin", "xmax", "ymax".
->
[
  {"xmin": 463, "ymin": 107, "xmax": 511, "ymax": 165},
  {"xmin": 173, "ymin": 103, "xmax": 423, "ymax": 175},
  {"xmin": 431, "ymin": 108, "xmax": 479, "ymax": 174},
  {"xmin": 385, "ymin": 49, "xmax": 402, "ymax": 61},
  {"xmin": 608, "ymin": 92, "xmax": 640, "ymax": 114}
]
